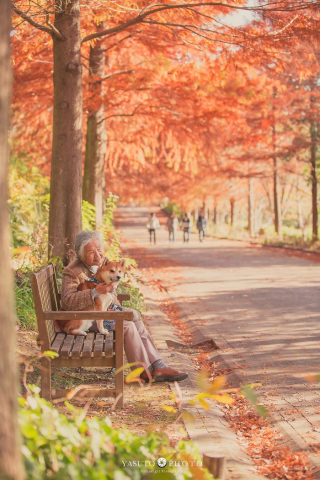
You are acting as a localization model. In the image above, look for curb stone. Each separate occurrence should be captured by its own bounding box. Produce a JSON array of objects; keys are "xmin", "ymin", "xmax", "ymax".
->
[
  {"xmin": 139, "ymin": 284, "xmax": 267, "ymax": 480},
  {"xmin": 184, "ymin": 317, "xmax": 320, "ymax": 479}
]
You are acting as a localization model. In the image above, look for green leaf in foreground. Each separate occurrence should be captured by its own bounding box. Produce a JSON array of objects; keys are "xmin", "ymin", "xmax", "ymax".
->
[
  {"xmin": 241, "ymin": 384, "xmax": 268, "ymax": 417},
  {"xmin": 19, "ymin": 389, "xmax": 213, "ymax": 480}
]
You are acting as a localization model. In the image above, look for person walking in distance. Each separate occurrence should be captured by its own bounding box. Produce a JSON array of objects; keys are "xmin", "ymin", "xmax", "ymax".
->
[
  {"xmin": 182, "ymin": 213, "xmax": 191, "ymax": 243},
  {"xmin": 197, "ymin": 212, "xmax": 207, "ymax": 242},
  {"xmin": 166, "ymin": 213, "xmax": 179, "ymax": 243},
  {"xmin": 147, "ymin": 212, "xmax": 160, "ymax": 245}
]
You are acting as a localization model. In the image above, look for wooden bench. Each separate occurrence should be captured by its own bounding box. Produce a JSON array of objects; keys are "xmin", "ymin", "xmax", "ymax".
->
[{"xmin": 30, "ymin": 263, "xmax": 133, "ymax": 408}]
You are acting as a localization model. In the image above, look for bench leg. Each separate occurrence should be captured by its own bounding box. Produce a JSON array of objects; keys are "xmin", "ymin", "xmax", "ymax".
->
[
  {"xmin": 41, "ymin": 357, "xmax": 52, "ymax": 401},
  {"xmin": 115, "ymin": 320, "xmax": 124, "ymax": 409}
]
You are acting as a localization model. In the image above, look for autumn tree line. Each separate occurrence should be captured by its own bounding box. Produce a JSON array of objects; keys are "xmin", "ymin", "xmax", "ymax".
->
[{"xmin": 10, "ymin": 0, "xmax": 320, "ymax": 262}]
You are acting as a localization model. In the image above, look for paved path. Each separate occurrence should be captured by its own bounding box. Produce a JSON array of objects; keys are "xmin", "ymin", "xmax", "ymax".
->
[{"xmin": 115, "ymin": 206, "xmax": 320, "ymax": 475}]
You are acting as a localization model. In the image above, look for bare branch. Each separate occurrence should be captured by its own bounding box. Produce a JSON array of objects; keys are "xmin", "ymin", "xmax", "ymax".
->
[
  {"xmin": 100, "ymin": 68, "xmax": 135, "ymax": 81},
  {"xmin": 46, "ymin": 17, "xmax": 64, "ymax": 40},
  {"xmin": 81, "ymin": 0, "xmax": 316, "ymax": 44},
  {"xmin": 12, "ymin": 2, "xmax": 53, "ymax": 36},
  {"xmin": 103, "ymin": 33, "xmax": 135, "ymax": 52},
  {"xmin": 82, "ymin": 16, "xmax": 143, "ymax": 43},
  {"xmin": 97, "ymin": 103, "xmax": 143, "ymax": 124}
]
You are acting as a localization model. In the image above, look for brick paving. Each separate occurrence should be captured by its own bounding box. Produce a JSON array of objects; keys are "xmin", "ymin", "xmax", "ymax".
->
[
  {"xmin": 140, "ymin": 287, "xmax": 266, "ymax": 479},
  {"xmin": 116, "ymin": 206, "xmax": 320, "ymax": 478}
]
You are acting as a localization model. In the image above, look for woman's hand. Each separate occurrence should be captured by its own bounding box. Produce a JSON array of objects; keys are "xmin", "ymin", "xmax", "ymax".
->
[{"xmin": 95, "ymin": 282, "xmax": 114, "ymax": 295}]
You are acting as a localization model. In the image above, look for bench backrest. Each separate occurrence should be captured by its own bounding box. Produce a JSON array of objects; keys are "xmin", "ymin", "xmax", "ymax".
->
[{"xmin": 31, "ymin": 263, "xmax": 60, "ymax": 350}]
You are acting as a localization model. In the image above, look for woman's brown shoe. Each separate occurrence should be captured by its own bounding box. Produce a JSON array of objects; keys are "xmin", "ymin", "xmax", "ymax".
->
[
  {"xmin": 140, "ymin": 371, "xmax": 153, "ymax": 383},
  {"xmin": 152, "ymin": 367, "xmax": 188, "ymax": 383}
]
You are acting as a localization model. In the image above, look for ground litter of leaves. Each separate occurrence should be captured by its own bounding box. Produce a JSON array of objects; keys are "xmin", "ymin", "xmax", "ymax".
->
[
  {"xmin": 17, "ymin": 329, "xmax": 188, "ymax": 447},
  {"xmin": 124, "ymin": 241, "xmax": 315, "ymax": 480}
]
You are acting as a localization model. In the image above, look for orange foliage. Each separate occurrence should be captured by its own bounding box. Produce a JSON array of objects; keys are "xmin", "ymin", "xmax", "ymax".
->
[{"xmin": 11, "ymin": 0, "xmax": 320, "ymax": 202}]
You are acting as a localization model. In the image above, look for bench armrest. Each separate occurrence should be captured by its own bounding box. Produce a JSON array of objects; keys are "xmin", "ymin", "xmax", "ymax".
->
[
  {"xmin": 43, "ymin": 310, "xmax": 134, "ymax": 321},
  {"xmin": 117, "ymin": 294, "xmax": 130, "ymax": 303}
]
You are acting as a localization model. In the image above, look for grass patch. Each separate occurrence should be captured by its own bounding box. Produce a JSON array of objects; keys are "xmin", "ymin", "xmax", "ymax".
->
[{"xmin": 15, "ymin": 276, "xmax": 37, "ymax": 331}]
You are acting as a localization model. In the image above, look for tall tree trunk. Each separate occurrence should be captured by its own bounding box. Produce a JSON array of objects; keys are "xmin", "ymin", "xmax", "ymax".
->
[
  {"xmin": 273, "ymin": 156, "xmax": 282, "ymax": 240},
  {"xmin": 0, "ymin": 2, "xmax": 25, "ymax": 479},
  {"xmin": 48, "ymin": 0, "xmax": 83, "ymax": 263},
  {"xmin": 83, "ymin": 27, "xmax": 107, "ymax": 227},
  {"xmin": 310, "ymin": 88, "xmax": 318, "ymax": 242},
  {"xmin": 202, "ymin": 197, "xmax": 206, "ymax": 214},
  {"xmin": 296, "ymin": 177, "xmax": 306, "ymax": 245},
  {"xmin": 272, "ymin": 87, "xmax": 282, "ymax": 240},
  {"xmin": 248, "ymin": 178, "xmax": 254, "ymax": 237},
  {"xmin": 230, "ymin": 199, "xmax": 235, "ymax": 226},
  {"xmin": 213, "ymin": 203, "xmax": 219, "ymax": 225}
]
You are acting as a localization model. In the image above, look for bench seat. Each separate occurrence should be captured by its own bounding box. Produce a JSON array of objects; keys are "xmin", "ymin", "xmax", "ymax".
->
[{"xmin": 51, "ymin": 331, "xmax": 114, "ymax": 358}]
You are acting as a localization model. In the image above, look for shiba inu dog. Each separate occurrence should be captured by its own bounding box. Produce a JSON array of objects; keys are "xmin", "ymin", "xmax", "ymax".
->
[{"xmin": 55, "ymin": 259, "xmax": 126, "ymax": 336}]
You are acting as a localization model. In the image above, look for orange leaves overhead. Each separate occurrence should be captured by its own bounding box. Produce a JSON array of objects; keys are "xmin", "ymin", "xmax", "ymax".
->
[{"xmin": 11, "ymin": 0, "xmax": 320, "ymax": 202}]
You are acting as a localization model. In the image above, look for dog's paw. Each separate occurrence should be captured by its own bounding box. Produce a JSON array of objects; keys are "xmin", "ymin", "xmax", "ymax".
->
[
  {"xmin": 99, "ymin": 329, "xmax": 110, "ymax": 335},
  {"xmin": 71, "ymin": 330, "xmax": 87, "ymax": 336}
]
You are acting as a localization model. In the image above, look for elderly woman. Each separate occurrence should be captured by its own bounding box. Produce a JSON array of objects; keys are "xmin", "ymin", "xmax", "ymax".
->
[{"xmin": 61, "ymin": 231, "xmax": 188, "ymax": 383}]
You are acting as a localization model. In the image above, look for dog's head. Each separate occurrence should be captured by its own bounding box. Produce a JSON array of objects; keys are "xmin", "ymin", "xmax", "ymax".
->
[{"xmin": 96, "ymin": 258, "xmax": 126, "ymax": 287}]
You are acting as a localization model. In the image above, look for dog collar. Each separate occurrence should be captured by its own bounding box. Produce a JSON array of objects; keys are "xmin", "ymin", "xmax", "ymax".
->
[
  {"xmin": 87, "ymin": 276, "xmax": 99, "ymax": 284},
  {"xmin": 87, "ymin": 277, "xmax": 117, "ymax": 295}
]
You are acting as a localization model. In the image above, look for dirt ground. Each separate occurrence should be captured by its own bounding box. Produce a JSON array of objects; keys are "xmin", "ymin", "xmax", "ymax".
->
[{"xmin": 17, "ymin": 328, "xmax": 188, "ymax": 445}]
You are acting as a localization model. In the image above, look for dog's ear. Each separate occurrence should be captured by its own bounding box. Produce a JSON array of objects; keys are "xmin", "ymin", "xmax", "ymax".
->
[
  {"xmin": 120, "ymin": 259, "xmax": 126, "ymax": 268},
  {"xmin": 102, "ymin": 257, "xmax": 111, "ymax": 265}
]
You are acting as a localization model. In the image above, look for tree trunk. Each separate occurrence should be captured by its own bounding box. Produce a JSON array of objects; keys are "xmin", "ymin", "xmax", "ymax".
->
[
  {"xmin": 296, "ymin": 177, "xmax": 306, "ymax": 245},
  {"xmin": 230, "ymin": 199, "xmax": 235, "ymax": 226},
  {"xmin": 213, "ymin": 204, "xmax": 219, "ymax": 225},
  {"xmin": 272, "ymin": 90, "xmax": 282, "ymax": 241},
  {"xmin": 273, "ymin": 156, "xmax": 282, "ymax": 240},
  {"xmin": 0, "ymin": 2, "xmax": 25, "ymax": 479},
  {"xmin": 248, "ymin": 178, "xmax": 254, "ymax": 237},
  {"xmin": 83, "ymin": 27, "xmax": 107, "ymax": 227},
  {"xmin": 48, "ymin": 0, "xmax": 83, "ymax": 263},
  {"xmin": 202, "ymin": 198, "xmax": 206, "ymax": 215},
  {"xmin": 310, "ymin": 90, "xmax": 318, "ymax": 242}
]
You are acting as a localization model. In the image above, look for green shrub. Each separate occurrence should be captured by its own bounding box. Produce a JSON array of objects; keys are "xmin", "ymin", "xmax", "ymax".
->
[
  {"xmin": 117, "ymin": 281, "xmax": 146, "ymax": 316},
  {"xmin": 104, "ymin": 193, "xmax": 119, "ymax": 229},
  {"xmin": 15, "ymin": 276, "xmax": 37, "ymax": 331},
  {"xmin": 20, "ymin": 389, "xmax": 213, "ymax": 480},
  {"xmin": 82, "ymin": 201, "xmax": 97, "ymax": 231},
  {"xmin": 9, "ymin": 156, "xmax": 50, "ymax": 250},
  {"xmin": 162, "ymin": 203, "xmax": 182, "ymax": 218}
]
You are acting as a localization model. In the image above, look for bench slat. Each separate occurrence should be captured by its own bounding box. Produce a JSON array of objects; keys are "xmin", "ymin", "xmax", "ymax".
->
[
  {"xmin": 93, "ymin": 334, "xmax": 104, "ymax": 358},
  {"xmin": 51, "ymin": 333, "xmax": 66, "ymax": 354},
  {"xmin": 82, "ymin": 333, "xmax": 95, "ymax": 358},
  {"xmin": 60, "ymin": 335, "xmax": 75, "ymax": 358},
  {"xmin": 43, "ymin": 311, "xmax": 133, "ymax": 321},
  {"xmin": 104, "ymin": 333, "xmax": 114, "ymax": 358},
  {"xmin": 71, "ymin": 336, "xmax": 85, "ymax": 358}
]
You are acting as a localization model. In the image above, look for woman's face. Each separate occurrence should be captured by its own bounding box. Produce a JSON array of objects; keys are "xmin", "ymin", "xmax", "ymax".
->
[{"xmin": 82, "ymin": 240, "xmax": 103, "ymax": 266}]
